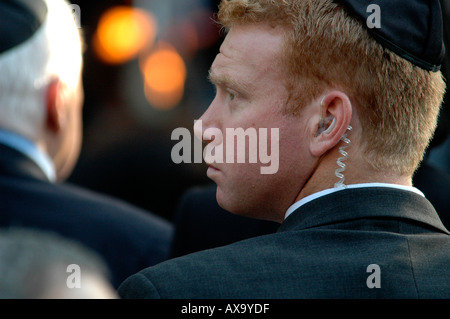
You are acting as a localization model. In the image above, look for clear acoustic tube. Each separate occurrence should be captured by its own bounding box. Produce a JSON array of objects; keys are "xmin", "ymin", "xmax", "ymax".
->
[{"xmin": 334, "ymin": 126, "xmax": 353, "ymax": 188}]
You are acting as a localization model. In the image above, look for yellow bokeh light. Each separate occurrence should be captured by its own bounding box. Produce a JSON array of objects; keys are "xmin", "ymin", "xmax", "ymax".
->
[
  {"xmin": 142, "ymin": 44, "xmax": 187, "ymax": 93},
  {"xmin": 93, "ymin": 6, "xmax": 157, "ymax": 65},
  {"xmin": 141, "ymin": 43, "xmax": 187, "ymax": 110},
  {"xmin": 143, "ymin": 83, "xmax": 185, "ymax": 111}
]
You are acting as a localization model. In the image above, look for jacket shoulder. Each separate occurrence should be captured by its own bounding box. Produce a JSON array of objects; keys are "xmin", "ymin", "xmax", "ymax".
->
[{"xmin": 119, "ymin": 227, "xmax": 450, "ymax": 299}]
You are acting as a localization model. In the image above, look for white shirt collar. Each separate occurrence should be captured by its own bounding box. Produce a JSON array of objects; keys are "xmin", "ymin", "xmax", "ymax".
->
[
  {"xmin": 0, "ymin": 129, "xmax": 56, "ymax": 182},
  {"xmin": 284, "ymin": 183, "xmax": 425, "ymax": 220}
]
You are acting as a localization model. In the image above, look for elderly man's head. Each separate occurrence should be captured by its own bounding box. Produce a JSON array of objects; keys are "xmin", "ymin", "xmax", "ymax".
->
[{"xmin": 0, "ymin": 0, "xmax": 84, "ymax": 181}]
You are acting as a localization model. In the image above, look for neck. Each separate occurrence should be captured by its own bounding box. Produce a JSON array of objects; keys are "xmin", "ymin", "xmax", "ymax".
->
[{"xmin": 296, "ymin": 150, "xmax": 412, "ymax": 204}]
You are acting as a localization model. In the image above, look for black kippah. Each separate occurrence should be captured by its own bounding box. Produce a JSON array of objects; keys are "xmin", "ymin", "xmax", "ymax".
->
[
  {"xmin": 333, "ymin": 0, "xmax": 445, "ymax": 72},
  {"xmin": 0, "ymin": 0, "xmax": 48, "ymax": 55}
]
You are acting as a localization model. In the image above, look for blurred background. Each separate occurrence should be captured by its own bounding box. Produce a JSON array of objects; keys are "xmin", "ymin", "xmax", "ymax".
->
[
  {"xmin": 67, "ymin": 0, "xmax": 450, "ymax": 223},
  {"xmin": 68, "ymin": 0, "xmax": 221, "ymax": 222}
]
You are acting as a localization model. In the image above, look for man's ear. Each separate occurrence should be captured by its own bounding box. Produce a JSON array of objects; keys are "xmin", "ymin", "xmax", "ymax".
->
[
  {"xmin": 46, "ymin": 79, "xmax": 65, "ymax": 133},
  {"xmin": 310, "ymin": 91, "xmax": 352, "ymax": 157}
]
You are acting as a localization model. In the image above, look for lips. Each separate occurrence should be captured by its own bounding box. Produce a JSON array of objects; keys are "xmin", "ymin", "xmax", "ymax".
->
[{"xmin": 207, "ymin": 164, "xmax": 220, "ymax": 172}]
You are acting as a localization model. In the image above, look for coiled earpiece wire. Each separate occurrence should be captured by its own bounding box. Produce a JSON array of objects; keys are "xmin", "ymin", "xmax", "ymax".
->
[
  {"xmin": 334, "ymin": 125, "xmax": 352, "ymax": 188},
  {"xmin": 319, "ymin": 97, "xmax": 353, "ymax": 189}
]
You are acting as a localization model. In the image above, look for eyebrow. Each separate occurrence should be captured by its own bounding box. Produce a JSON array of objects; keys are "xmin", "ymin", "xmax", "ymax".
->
[{"xmin": 208, "ymin": 69, "xmax": 251, "ymax": 94}]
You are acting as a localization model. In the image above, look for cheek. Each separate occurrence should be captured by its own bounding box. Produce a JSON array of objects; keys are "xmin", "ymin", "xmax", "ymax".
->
[
  {"xmin": 278, "ymin": 124, "xmax": 314, "ymax": 175},
  {"xmin": 213, "ymin": 110, "xmax": 315, "ymax": 217},
  {"xmin": 273, "ymin": 119, "xmax": 317, "ymax": 185}
]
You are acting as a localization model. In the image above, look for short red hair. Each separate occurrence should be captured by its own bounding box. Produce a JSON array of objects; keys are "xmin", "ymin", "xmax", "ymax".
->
[{"xmin": 218, "ymin": 0, "xmax": 446, "ymax": 175}]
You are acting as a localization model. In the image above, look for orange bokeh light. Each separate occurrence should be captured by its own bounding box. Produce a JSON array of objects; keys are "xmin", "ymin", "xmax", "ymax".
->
[
  {"xmin": 93, "ymin": 6, "xmax": 157, "ymax": 65},
  {"xmin": 141, "ymin": 43, "xmax": 187, "ymax": 109}
]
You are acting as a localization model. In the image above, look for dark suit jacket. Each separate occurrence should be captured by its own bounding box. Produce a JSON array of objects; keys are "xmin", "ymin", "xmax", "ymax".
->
[
  {"xmin": 0, "ymin": 144, "xmax": 173, "ymax": 288},
  {"xmin": 170, "ymin": 161, "xmax": 450, "ymax": 258},
  {"xmin": 119, "ymin": 187, "xmax": 450, "ymax": 298}
]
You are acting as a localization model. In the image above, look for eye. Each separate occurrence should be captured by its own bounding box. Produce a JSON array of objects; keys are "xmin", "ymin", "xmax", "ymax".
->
[{"xmin": 227, "ymin": 89, "xmax": 237, "ymax": 101}]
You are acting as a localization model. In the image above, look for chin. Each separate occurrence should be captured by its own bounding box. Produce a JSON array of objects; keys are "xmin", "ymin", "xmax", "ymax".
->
[
  {"xmin": 216, "ymin": 187, "xmax": 278, "ymax": 222},
  {"xmin": 215, "ymin": 187, "xmax": 243, "ymax": 214}
]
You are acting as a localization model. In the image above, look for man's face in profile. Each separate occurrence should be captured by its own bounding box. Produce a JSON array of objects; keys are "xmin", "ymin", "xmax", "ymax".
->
[{"xmin": 198, "ymin": 23, "xmax": 316, "ymax": 222}]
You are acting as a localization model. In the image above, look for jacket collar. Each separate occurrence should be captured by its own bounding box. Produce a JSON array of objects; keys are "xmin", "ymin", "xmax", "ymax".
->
[
  {"xmin": 0, "ymin": 130, "xmax": 55, "ymax": 182},
  {"xmin": 278, "ymin": 187, "xmax": 449, "ymax": 235},
  {"xmin": 0, "ymin": 143, "xmax": 49, "ymax": 181}
]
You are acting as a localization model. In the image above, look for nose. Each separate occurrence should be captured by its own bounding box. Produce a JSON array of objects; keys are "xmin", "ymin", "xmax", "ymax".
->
[
  {"xmin": 193, "ymin": 97, "xmax": 226, "ymax": 165},
  {"xmin": 193, "ymin": 119, "xmax": 204, "ymax": 143},
  {"xmin": 193, "ymin": 97, "xmax": 220, "ymax": 143}
]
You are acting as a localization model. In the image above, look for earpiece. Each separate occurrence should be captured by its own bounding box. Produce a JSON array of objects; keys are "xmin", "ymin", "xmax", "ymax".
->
[
  {"xmin": 318, "ymin": 116, "xmax": 336, "ymax": 135},
  {"xmin": 323, "ymin": 117, "xmax": 336, "ymax": 134}
]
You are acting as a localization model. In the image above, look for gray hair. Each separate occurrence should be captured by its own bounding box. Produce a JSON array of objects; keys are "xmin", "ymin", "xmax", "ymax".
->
[
  {"xmin": 0, "ymin": 0, "xmax": 83, "ymax": 140},
  {"xmin": 0, "ymin": 228, "xmax": 112, "ymax": 299}
]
